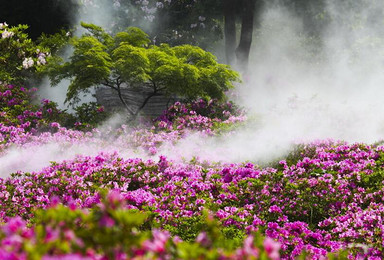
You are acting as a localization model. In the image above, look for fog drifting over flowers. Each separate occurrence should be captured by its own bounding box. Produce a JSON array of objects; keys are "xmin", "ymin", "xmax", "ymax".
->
[
  {"xmin": 163, "ymin": 0, "xmax": 384, "ymax": 163},
  {"xmin": 4, "ymin": 0, "xmax": 384, "ymax": 177}
]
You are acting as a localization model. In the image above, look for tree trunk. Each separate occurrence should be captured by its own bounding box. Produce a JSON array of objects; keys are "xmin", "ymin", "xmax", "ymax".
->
[
  {"xmin": 133, "ymin": 90, "xmax": 162, "ymax": 117},
  {"xmin": 235, "ymin": 0, "xmax": 256, "ymax": 73},
  {"xmin": 115, "ymin": 84, "xmax": 135, "ymax": 116},
  {"xmin": 223, "ymin": 0, "xmax": 237, "ymax": 66}
]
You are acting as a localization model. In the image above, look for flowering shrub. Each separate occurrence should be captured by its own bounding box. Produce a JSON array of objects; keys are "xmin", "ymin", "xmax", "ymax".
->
[
  {"xmin": 154, "ymin": 99, "xmax": 246, "ymax": 133},
  {"xmin": 73, "ymin": 102, "xmax": 108, "ymax": 129},
  {"xmin": 1, "ymin": 141, "xmax": 384, "ymax": 258},
  {"xmin": 0, "ymin": 83, "xmax": 108, "ymax": 128},
  {"xmin": 0, "ymin": 84, "xmax": 42, "ymax": 128},
  {"xmin": 2, "ymin": 83, "xmax": 384, "ymax": 259},
  {"xmin": 0, "ymin": 23, "xmax": 50, "ymax": 85},
  {"xmin": 0, "ymin": 190, "xmax": 289, "ymax": 260}
]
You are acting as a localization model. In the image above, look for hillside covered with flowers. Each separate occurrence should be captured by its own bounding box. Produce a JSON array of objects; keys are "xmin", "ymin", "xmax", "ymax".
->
[{"xmin": 0, "ymin": 83, "xmax": 383, "ymax": 259}]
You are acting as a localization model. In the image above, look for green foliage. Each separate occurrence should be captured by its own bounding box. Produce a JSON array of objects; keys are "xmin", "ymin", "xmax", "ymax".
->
[
  {"xmin": 46, "ymin": 23, "xmax": 240, "ymax": 115},
  {"xmin": 358, "ymin": 169, "xmax": 384, "ymax": 192},
  {"xmin": 80, "ymin": 22, "xmax": 114, "ymax": 45},
  {"xmin": 0, "ymin": 83, "xmax": 108, "ymax": 132},
  {"xmin": 73, "ymin": 102, "xmax": 109, "ymax": 128},
  {"xmin": 164, "ymin": 218, "xmax": 199, "ymax": 241},
  {"xmin": 113, "ymin": 43, "xmax": 150, "ymax": 84},
  {"xmin": 0, "ymin": 23, "xmax": 50, "ymax": 85},
  {"xmin": 38, "ymin": 29, "xmax": 72, "ymax": 55},
  {"xmin": 30, "ymin": 202, "xmax": 150, "ymax": 258},
  {"xmin": 38, "ymin": 99, "xmax": 76, "ymax": 128},
  {"xmin": 268, "ymin": 144, "xmax": 318, "ymax": 169},
  {"xmin": 37, "ymin": 99, "xmax": 110, "ymax": 131},
  {"xmin": 114, "ymin": 27, "xmax": 151, "ymax": 47}
]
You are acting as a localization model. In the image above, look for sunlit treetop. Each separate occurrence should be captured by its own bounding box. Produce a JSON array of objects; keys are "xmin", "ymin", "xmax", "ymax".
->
[{"xmin": 45, "ymin": 23, "xmax": 240, "ymax": 117}]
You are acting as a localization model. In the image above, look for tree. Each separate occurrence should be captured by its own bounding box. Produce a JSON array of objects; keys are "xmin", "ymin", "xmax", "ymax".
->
[
  {"xmin": 235, "ymin": 0, "xmax": 257, "ymax": 72},
  {"xmin": 45, "ymin": 23, "xmax": 240, "ymax": 118},
  {"xmin": 0, "ymin": 23, "xmax": 51, "ymax": 86},
  {"xmin": 82, "ymin": 0, "xmax": 223, "ymax": 50},
  {"xmin": 81, "ymin": 0, "xmax": 257, "ymax": 71},
  {"xmin": 223, "ymin": 0, "xmax": 257, "ymax": 73}
]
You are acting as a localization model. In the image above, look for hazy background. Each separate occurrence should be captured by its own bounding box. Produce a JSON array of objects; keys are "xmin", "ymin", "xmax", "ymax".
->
[{"xmin": 157, "ymin": 0, "xmax": 384, "ymax": 163}]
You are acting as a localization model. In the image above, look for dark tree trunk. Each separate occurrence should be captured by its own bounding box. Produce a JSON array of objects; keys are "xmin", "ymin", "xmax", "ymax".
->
[
  {"xmin": 223, "ymin": 0, "xmax": 237, "ymax": 66},
  {"xmin": 235, "ymin": 0, "xmax": 256, "ymax": 73},
  {"xmin": 115, "ymin": 84, "xmax": 135, "ymax": 116}
]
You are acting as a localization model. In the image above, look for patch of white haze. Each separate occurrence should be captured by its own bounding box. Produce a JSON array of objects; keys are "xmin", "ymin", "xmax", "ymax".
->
[{"xmin": 157, "ymin": 1, "xmax": 384, "ymax": 164}]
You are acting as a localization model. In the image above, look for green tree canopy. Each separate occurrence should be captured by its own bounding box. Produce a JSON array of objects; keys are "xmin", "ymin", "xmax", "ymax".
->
[{"xmin": 46, "ymin": 23, "xmax": 240, "ymax": 118}]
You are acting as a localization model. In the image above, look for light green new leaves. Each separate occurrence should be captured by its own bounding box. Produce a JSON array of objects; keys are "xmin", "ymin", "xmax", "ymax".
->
[
  {"xmin": 114, "ymin": 27, "xmax": 151, "ymax": 47},
  {"xmin": 80, "ymin": 22, "xmax": 114, "ymax": 47},
  {"xmin": 66, "ymin": 36, "xmax": 112, "ymax": 103},
  {"xmin": 48, "ymin": 24, "xmax": 154, "ymax": 105},
  {"xmin": 47, "ymin": 23, "xmax": 240, "ymax": 110},
  {"xmin": 112, "ymin": 43, "xmax": 149, "ymax": 84},
  {"xmin": 171, "ymin": 45, "xmax": 240, "ymax": 100}
]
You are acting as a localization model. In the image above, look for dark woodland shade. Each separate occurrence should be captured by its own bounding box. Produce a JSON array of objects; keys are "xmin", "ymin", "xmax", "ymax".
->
[{"xmin": 0, "ymin": 0, "xmax": 78, "ymax": 39}]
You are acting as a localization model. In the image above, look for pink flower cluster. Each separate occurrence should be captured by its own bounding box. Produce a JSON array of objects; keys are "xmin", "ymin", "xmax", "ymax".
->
[
  {"xmin": 0, "ymin": 85, "xmax": 42, "ymax": 128},
  {"xmin": 2, "ymin": 84, "xmax": 384, "ymax": 258},
  {"xmin": 1, "ymin": 140, "xmax": 384, "ymax": 258},
  {"xmin": 154, "ymin": 99, "xmax": 246, "ymax": 133},
  {"xmin": 0, "ymin": 189, "xmax": 278, "ymax": 259}
]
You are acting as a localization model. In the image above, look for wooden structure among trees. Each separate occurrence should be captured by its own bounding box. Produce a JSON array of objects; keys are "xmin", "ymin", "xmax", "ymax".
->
[{"xmin": 95, "ymin": 87, "xmax": 178, "ymax": 118}]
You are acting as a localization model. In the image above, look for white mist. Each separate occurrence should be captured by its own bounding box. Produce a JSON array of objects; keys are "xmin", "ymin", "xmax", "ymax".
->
[{"xmin": 3, "ymin": 0, "xmax": 384, "ymax": 177}]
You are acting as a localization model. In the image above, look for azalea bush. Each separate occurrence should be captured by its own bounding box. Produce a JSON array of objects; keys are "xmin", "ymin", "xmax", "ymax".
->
[
  {"xmin": 0, "ymin": 23, "xmax": 51, "ymax": 85},
  {"xmin": 0, "ymin": 83, "xmax": 109, "ymax": 128},
  {"xmin": 0, "ymin": 84, "xmax": 41, "ymax": 129},
  {"xmin": 2, "ymin": 141, "xmax": 380, "ymax": 259},
  {"xmin": 0, "ymin": 83, "xmax": 245, "ymax": 155},
  {"xmin": 2, "ymin": 83, "xmax": 384, "ymax": 259},
  {"xmin": 154, "ymin": 99, "xmax": 245, "ymax": 132},
  {"xmin": 0, "ymin": 190, "xmax": 286, "ymax": 260}
]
